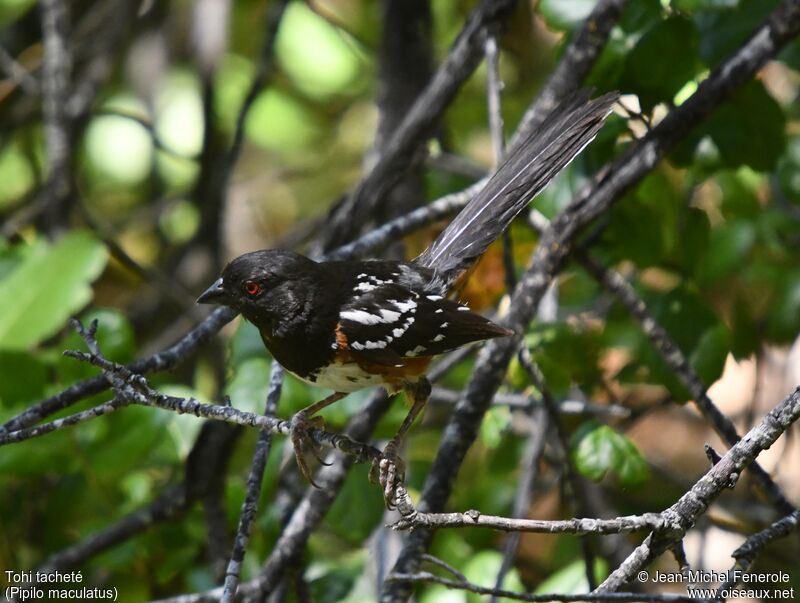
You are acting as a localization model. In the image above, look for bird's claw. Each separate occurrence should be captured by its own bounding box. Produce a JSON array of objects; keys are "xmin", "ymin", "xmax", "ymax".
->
[
  {"xmin": 290, "ymin": 411, "xmax": 329, "ymax": 488},
  {"xmin": 369, "ymin": 439, "xmax": 406, "ymax": 509}
]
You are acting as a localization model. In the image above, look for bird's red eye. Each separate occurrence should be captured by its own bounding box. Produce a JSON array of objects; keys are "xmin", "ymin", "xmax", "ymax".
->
[{"xmin": 243, "ymin": 281, "xmax": 261, "ymax": 296}]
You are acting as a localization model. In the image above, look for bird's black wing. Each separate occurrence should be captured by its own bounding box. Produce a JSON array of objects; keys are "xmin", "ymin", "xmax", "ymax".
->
[{"xmin": 336, "ymin": 281, "xmax": 509, "ymax": 366}]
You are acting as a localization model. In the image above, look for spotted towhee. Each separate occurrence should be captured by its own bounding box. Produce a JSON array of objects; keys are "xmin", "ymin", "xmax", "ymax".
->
[{"xmin": 198, "ymin": 90, "xmax": 617, "ymax": 504}]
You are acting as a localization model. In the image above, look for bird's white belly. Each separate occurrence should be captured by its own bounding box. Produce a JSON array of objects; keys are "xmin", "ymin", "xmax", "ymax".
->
[{"xmin": 297, "ymin": 361, "xmax": 387, "ymax": 393}]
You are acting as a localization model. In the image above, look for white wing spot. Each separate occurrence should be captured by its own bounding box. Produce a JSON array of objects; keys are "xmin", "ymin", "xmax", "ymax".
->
[
  {"xmin": 390, "ymin": 299, "xmax": 417, "ymax": 313},
  {"xmin": 435, "ymin": 308, "xmax": 444, "ymax": 314},
  {"xmin": 341, "ymin": 309, "xmax": 382, "ymax": 325},
  {"xmin": 433, "ymin": 334, "xmax": 445, "ymax": 342},
  {"xmin": 355, "ymin": 282, "xmax": 376, "ymax": 292},
  {"xmin": 407, "ymin": 345, "xmax": 427, "ymax": 356},
  {"xmin": 364, "ymin": 340, "xmax": 388, "ymax": 349},
  {"xmin": 458, "ymin": 306, "xmax": 470, "ymax": 311},
  {"xmin": 379, "ymin": 309, "xmax": 401, "ymax": 322},
  {"xmin": 440, "ymin": 322, "xmax": 448, "ymax": 328},
  {"xmin": 427, "ymin": 295, "xmax": 443, "ymax": 301}
]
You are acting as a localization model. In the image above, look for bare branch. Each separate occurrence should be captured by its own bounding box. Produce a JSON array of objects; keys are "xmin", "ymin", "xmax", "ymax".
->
[
  {"xmin": 319, "ymin": 0, "xmax": 517, "ymax": 251},
  {"xmin": 391, "ymin": 510, "xmax": 664, "ymax": 534},
  {"xmin": 40, "ymin": 0, "xmax": 72, "ymax": 231},
  {"xmin": 596, "ymin": 386, "xmax": 800, "ymax": 592},
  {"xmin": 385, "ymin": 572, "xmax": 704, "ymax": 603},
  {"xmin": 221, "ymin": 362, "xmax": 284, "ymax": 603},
  {"xmin": 577, "ymin": 250, "xmax": 795, "ymax": 514},
  {"xmin": 509, "ymin": 0, "xmax": 629, "ymax": 146},
  {"xmin": 731, "ymin": 509, "xmax": 800, "ymax": 566},
  {"xmin": 490, "ymin": 405, "xmax": 547, "ymax": 603},
  {"xmin": 37, "ymin": 485, "xmax": 188, "ymax": 574},
  {"xmin": 0, "ymin": 306, "xmax": 238, "ymax": 434}
]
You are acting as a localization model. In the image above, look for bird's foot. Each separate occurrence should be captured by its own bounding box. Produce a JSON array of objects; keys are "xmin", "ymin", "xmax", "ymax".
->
[
  {"xmin": 290, "ymin": 411, "xmax": 330, "ymax": 488},
  {"xmin": 369, "ymin": 438, "xmax": 406, "ymax": 509}
]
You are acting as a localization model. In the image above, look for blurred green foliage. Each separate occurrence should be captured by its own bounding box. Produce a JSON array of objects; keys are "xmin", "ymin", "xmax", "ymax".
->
[{"xmin": 1, "ymin": 0, "xmax": 800, "ymax": 600}]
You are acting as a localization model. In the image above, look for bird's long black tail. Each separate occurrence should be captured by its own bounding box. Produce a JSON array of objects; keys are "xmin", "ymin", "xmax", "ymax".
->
[{"xmin": 414, "ymin": 90, "xmax": 618, "ymax": 283}]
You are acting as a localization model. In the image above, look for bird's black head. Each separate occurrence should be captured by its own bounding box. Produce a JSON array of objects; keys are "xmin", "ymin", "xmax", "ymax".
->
[{"xmin": 198, "ymin": 250, "xmax": 320, "ymax": 327}]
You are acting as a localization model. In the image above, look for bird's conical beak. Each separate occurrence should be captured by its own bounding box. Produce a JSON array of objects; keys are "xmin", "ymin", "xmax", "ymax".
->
[{"xmin": 197, "ymin": 278, "xmax": 228, "ymax": 305}]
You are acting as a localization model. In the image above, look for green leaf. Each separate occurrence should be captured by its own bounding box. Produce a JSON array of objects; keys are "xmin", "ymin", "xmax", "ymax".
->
[
  {"xmin": 538, "ymin": 0, "xmax": 595, "ymax": 31},
  {"xmin": 0, "ymin": 0, "xmax": 36, "ymax": 27},
  {"xmin": 717, "ymin": 170, "xmax": 762, "ymax": 219},
  {"xmin": 689, "ymin": 324, "xmax": 730, "ymax": 385},
  {"xmin": 0, "ymin": 231, "xmax": 107, "ymax": 350},
  {"xmin": 619, "ymin": 0, "xmax": 663, "ymax": 33},
  {"xmin": 704, "ymin": 81, "xmax": 786, "ymax": 171},
  {"xmin": 0, "ymin": 351, "xmax": 48, "ymax": 407},
  {"xmin": 479, "ymin": 405, "xmax": 511, "ymax": 449},
  {"xmin": 225, "ymin": 357, "xmax": 272, "ymax": 415},
  {"xmin": 535, "ymin": 557, "xmax": 609, "ymax": 595},
  {"xmin": 80, "ymin": 405, "xmax": 179, "ymax": 478},
  {"xmin": 275, "ymin": 2, "xmax": 362, "ymax": 99},
  {"xmin": 766, "ymin": 269, "xmax": 800, "ymax": 343},
  {"xmin": 601, "ymin": 168, "xmax": 684, "ymax": 267},
  {"xmin": 580, "ymin": 115, "xmax": 629, "ymax": 171},
  {"xmin": 673, "ymin": 0, "xmax": 743, "ymax": 11},
  {"xmin": 621, "ymin": 17, "xmax": 701, "ymax": 110},
  {"xmin": 529, "ymin": 324, "xmax": 603, "ymax": 397},
  {"xmin": 700, "ymin": 219, "xmax": 756, "ymax": 284},
  {"xmin": 462, "ymin": 551, "xmax": 525, "ymax": 603},
  {"xmin": 730, "ymin": 297, "xmax": 759, "ymax": 359},
  {"xmin": 646, "ymin": 285, "xmax": 719, "ymax": 353},
  {"xmin": 0, "ymin": 140, "xmax": 35, "ymax": 209},
  {"xmin": 777, "ymin": 135, "xmax": 800, "ymax": 204},
  {"xmin": 603, "ymin": 197, "xmax": 665, "ymax": 267},
  {"xmin": 585, "ymin": 30, "xmax": 629, "ymax": 90},
  {"xmin": 229, "ymin": 318, "xmax": 269, "ymax": 366},
  {"xmin": 693, "ymin": 0, "xmax": 779, "ymax": 67},
  {"xmin": 324, "ymin": 465, "xmax": 383, "ymax": 544},
  {"xmin": 675, "ymin": 207, "xmax": 710, "ymax": 277},
  {"xmin": 0, "ymin": 237, "xmax": 42, "ymax": 282},
  {"xmin": 571, "ymin": 423, "xmax": 650, "ymax": 486},
  {"xmin": 246, "ymin": 88, "xmax": 320, "ymax": 153}
]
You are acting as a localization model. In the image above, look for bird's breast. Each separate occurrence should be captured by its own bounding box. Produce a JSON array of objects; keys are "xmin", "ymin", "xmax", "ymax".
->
[{"xmin": 300, "ymin": 361, "xmax": 388, "ymax": 393}]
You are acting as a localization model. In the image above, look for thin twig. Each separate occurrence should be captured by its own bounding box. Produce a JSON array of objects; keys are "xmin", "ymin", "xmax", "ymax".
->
[
  {"xmin": 36, "ymin": 485, "xmax": 188, "ymax": 573},
  {"xmin": 712, "ymin": 509, "xmax": 800, "ymax": 599},
  {"xmin": 0, "ymin": 306, "xmax": 238, "ymax": 433},
  {"xmin": 485, "ymin": 34, "xmax": 517, "ymax": 294},
  {"xmin": 731, "ymin": 509, "xmax": 800, "ymax": 566},
  {"xmin": 221, "ymin": 362, "xmax": 284, "ymax": 603},
  {"xmin": 490, "ymin": 405, "xmax": 547, "ymax": 602},
  {"xmin": 0, "ymin": 45, "xmax": 39, "ymax": 94},
  {"xmin": 318, "ymin": 0, "xmax": 517, "ymax": 252},
  {"xmin": 385, "ymin": 572, "xmax": 705, "ymax": 602},
  {"xmin": 40, "ymin": 0, "xmax": 72, "ymax": 231},
  {"xmin": 595, "ymin": 386, "xmax": 800, "ymax": 592},
  {"xmin": 1, "ymin": 330, "xmax": 379, "ymax": 468},
  {"xmin": 391, "ymin": 510, "xmax": 664, "ymax": 534},
  {"xmin": 518, "ymin": 346, "xmax": 599, "ymax": 589},
  {"xmin": 577, "ymin": 250, "xmax": 795, "ymax": 515},
  {"xmin": 430, "ymin": 386, "xmax": 630, "ymax": 418},
  {"xmin": 508, "ymin": 0, "xmax": 629, "ymax": 147}
]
